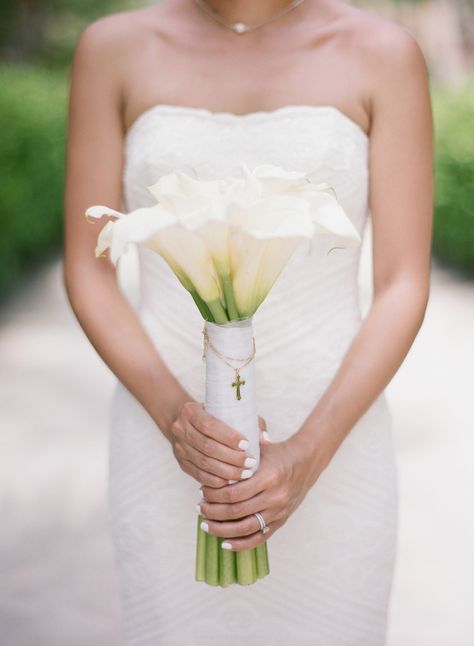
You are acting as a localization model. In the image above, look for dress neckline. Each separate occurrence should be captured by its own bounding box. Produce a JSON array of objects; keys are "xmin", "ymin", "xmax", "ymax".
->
[{"xmin": 124, "ymin": 103, "xmax": 369, "ymax": 142}]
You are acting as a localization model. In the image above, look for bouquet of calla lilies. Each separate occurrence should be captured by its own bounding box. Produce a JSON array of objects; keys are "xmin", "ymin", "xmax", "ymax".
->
[{"xmin": 85, "ymin": 161, "xmax": 361, "ymax": 587}]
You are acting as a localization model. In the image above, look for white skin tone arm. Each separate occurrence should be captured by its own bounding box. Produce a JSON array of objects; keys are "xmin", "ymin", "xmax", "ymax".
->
[
  {"xmin": 292, "ymin": 28, "xmax": 434, "ymax": 472},
  {"xmin": 63, "ymin": 21, "xmax": 263, "ymax": 488}
]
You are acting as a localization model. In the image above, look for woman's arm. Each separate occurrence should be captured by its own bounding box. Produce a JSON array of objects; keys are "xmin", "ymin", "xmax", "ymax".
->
[
  {"xmin": 64, "ymin": 19, "xmax": 189, "ymax": 438},
  {"xmin": 198, "ymin": 26, "xmax": 434, "ymax": 550},
  {"xmin": 63, "ymin": 18, "xmax": 256, "ymax": 486},
  {"xmin": 290, "ymin": 27, "xmax": 434, "ymax": 485}
]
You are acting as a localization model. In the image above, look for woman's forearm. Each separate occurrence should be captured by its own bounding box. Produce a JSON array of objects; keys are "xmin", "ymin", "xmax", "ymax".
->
[
  {"xmin": 287, "ymin": 277, "xmax": 430, "ymax": 484},
  {"xmin": 64, "ymin": 261, "xmax": 193, "ymax": 441}
]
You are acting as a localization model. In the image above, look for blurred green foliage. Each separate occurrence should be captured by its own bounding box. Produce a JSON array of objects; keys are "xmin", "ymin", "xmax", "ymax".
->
[
  {"xmin": 0, "ymin": 63, "xmax": 68, "ymax": 298},
  {"xmin": 0, "ymin": 0, "xmax": 138, "ymax": 67},
  {"xmin": 432, "ymin": 78, "xmax": 474, "ymax": 276}
]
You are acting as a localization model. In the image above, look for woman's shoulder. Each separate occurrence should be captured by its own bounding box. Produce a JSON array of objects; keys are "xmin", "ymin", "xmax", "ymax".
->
[
  {"xmin": 70, "ymin": 4, "xmax": 173, "ymax": 105},
  {"xmin": 332, "ymin": 2, "xmax": 420, "ymax": 52},
  {"xmin": 73, "ymin": 3, "xmax": 172, "ymax": 65},
  {"xmin": 342, "ymin": 3, "xmax": 425, "ymax": 68},
  {"xmin": 334, "ymin": 1, "xmax": 428, "ymax": 111},
  {"xmin": 74, "ymin": 7, "xmax": 152, "ymax": 55}
]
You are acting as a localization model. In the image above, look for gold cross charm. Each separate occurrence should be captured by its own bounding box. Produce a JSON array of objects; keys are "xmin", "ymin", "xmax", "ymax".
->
[{"xmin": 232, "ymin": 370, "xmax": 246, "ymax": 401}]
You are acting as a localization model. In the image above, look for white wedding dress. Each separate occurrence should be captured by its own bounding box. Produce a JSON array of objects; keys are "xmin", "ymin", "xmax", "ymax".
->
[{"xmin": 108, "ymin": 104, "xmax": 399, "ymax": 646}]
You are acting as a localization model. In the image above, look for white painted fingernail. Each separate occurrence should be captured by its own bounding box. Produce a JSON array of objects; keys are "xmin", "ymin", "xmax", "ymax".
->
[
  {"xmin": 200, "ymin": 521, "xmax": 209, "ymax": 533},
  {"xmin": 241, "ymin": 469, "xmax": 253, "ymax": 479},
  {"xmin": 238, "ymin": 439, "xmax": 249, "ymax": 450},
  {"xmin": 221, "ymin": 541, "xmax": 233, "ymax": 550},
  {"xmin": 244, "ymin": 457, "xmax": 257, "ymax": 467},
  {"xmin": 195, "ymin": 504, "xmax": 201, "ymax": 514},
  {"xmin": 228, "ymin": 479, "xmax": 238, "ymax": 484},
  {"xmin": 263, "ymin": 431, "xmax": 271, "ymax": 442}
]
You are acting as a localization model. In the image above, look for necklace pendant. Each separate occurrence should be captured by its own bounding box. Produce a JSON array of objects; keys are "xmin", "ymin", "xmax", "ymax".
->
[
  {"xmin": 232, "ymin": 370, "xmax": 246, "ymax": 401},
  {"xmin": 232, "ymin": 22, "xmax": 247, "ymax": 34}
]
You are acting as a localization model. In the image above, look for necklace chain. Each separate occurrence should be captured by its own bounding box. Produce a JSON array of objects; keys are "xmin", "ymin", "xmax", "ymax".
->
[
  {"xmin": 202, "ymin": 325, "xmax": 256, "ymax": 400},
  {"xmin": 202, "ymin": 326, "xmax": 256, "ymax": 370},
  {"xmin": 193, "ymin": 0, "xmax": 306, "ymax": 34}
]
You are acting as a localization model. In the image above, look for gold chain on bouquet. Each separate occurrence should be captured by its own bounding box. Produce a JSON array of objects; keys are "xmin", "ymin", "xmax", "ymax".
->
[{"xmin": 202, "ymin": 326, "xmax": 256, "ymax": 401}]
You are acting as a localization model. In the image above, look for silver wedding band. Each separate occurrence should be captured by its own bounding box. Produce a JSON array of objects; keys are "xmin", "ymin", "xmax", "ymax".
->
[{"xmin": 254, "ymin": 511, "xmax": 270, "ymax": 534}]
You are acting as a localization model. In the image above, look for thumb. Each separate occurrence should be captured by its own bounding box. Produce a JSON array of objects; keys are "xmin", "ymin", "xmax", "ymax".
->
[{"xmin": 258, "ymin": 415, "xmax": 272, "ymax": 445}]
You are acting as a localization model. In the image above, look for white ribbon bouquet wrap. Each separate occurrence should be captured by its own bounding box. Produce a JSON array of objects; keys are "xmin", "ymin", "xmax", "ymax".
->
[{"xmin": 85, "ymin": 161, "xmax": 361, "ymax": 587}]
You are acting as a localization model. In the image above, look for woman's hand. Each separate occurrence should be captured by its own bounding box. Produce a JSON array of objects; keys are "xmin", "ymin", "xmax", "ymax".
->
[
  {"xmin": 198, "ymin": 435, "xmax": 322, "ymax": 551},
  {"xmin": 169, "ymin": 401, "xmax": 270, "ymax": 488}
]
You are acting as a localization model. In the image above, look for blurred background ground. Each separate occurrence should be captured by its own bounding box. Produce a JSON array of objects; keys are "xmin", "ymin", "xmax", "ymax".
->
[{"xmin": 1, "ymin": 0, "xmax": 473, "ymax": 644}]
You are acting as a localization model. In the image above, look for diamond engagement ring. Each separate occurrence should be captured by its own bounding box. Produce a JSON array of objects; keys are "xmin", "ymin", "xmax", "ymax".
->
[{"xmin": 254, "ymin": 511, "xmax": 270, "ymax": 534}]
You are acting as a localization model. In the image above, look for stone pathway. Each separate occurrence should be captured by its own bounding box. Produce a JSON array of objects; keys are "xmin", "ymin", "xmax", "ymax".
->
[{"xmin": 0, "ymin": 230, "xmax": 473, "ymax": 644}]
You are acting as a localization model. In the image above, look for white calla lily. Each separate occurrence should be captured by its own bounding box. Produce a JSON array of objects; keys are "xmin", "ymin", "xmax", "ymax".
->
[
  {"xmin": 147, "ymin": 170, "xmax": 258, "ymax": 319},
  {"xmin": 230, "ymin": 231, "xmax": 302, "ymax": 317},
  {"xmin": 84, "ymin": 203, "xmax": 228, "ymax": 322},
  {"xmin": 86, "ymin": 204, "xmax": 175, "ymax": 264},
  {"xmin": 85, "ymin": 162, "xmax": 361, "ymax": 323},
  {"xmin": 290, "ymin": 184, "xmax": 362, "ymax": 248},
  {"xmin": 227, "ymin": 194, "xmax": 316, "ymax": 316}
]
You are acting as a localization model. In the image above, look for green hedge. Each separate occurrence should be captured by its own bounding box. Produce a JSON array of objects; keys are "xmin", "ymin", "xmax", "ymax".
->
[
  {"xmin": 0, "ymin": 63, "xmax": 67, "ymax": 299},
  {"xmin": 432, "ymin": 78, "xmax": 474, "ymax": 276}
]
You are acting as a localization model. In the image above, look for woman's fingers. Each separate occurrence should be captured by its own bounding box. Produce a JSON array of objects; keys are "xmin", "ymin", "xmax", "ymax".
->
[
  {"xmin": 184, "ymin": 442, "xmax": 256, "ymax": 482},
  {"xmin": 170, "ymin": 402, "xmax": 272, "ymax": 489},
  {"xmin": 201, "ymin": 464, "xmax": 271, "ymax": 504},
  {"xmin": 258, "ymin": 415, "xmax": 272, "ymax": 445},
  {"xmin": 199, "ymin": 505, "xmax": 281, "ymax": 540},
  {"xmin": 186, "ymin": 402, "xmax": 250, "ymax": 450},
  {"xmin": 182, "ymin": 417, "xmax": 256, "ymax": 470},
  {"xmin": 217, "ymin": 518, "xmax": 285, "ymax": 552},
  {"xmin": 180, "ymin": 457, "xmax": 229, "ymax": 488},
  {"xmin": 199, "ymin": 490, "xmax": 271, "ymax": 521},
  {"xmin": 198, "ymin": 480, "xmax": 287, "ymax": 552}
]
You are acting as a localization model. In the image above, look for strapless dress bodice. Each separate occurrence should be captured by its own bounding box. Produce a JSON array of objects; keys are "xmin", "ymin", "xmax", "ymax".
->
[{"xmin": 121, "ymin": 104, "xmax": 371, "ymax": 430}]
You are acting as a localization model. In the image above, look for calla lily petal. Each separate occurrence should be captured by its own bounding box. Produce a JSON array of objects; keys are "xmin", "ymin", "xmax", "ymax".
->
[
  {"xmin": 229, "ymin": 230, "xmax": 302, "ymax": 317},
  {"xmin": 248, "ymin": 163, "xmax": 309, "ymax": 195},
  {"xmin": 85, "ymin": 204, "xmax": 126, "ymax": 221},
  {"xmin": 89, "ymin": 206, "xmax": 177, "ymax": 264},
  {"xmin": 148, "ymin": 226, "xmax": 223, "ymax": 304},
  {"xmin": 228, "ymin": 195, "xmax": 315, "ymax": 240},
  {"xmin": 95, "ymin": 220, "xmax": 115, "ymax": 258},
  {"xmin": 147, "ymin": 171, "xmax": 223, "ymax": 204},
  {"xmin": 294, "ymin": 189, "xmax": 362, "ymax": 247}
]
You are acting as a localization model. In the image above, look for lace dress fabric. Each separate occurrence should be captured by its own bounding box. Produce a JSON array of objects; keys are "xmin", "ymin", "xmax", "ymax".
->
[{"xmin": 109, "ymin": 105, "xmax": 399, "ymax": 646}]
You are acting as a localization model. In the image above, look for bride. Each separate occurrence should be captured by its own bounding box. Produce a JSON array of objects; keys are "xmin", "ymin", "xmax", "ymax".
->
[{"xmin": 63, "ymin": 0, "xmax": 433, "ymax": 644}]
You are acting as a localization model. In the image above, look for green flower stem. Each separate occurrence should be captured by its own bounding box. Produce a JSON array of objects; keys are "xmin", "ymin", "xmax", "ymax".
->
[
  {"xmin": 195, "ymin": 514, "xmax": 207, "ymax": 582},
  {"xmin": 219, "ymin": 538, "xmax": 236, "ymax": 586},
  {"xmin": 255, "ymin": 542, "xmax": 270, "ymax": 578},
  {"xmin": 190, "ymin": 290, "xmax": 214, "ymax": 322},
  {"xmin": 236, "ymin": 547, "xmax": 257, "ymax": 585},
  {"xmin": 205, "ymin": 533, "xmax": 219, "ymax": 586},
  {"xmin": 195, "ymin": 516, "xmax": 270, "ymax": 587},
  {"xmin": 206, "ymin": 298, "xmax": 229, "ymax": 324},
  {"xmin": 221, "ymin": 273, "xmax": 240, "ymax": 321}
]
